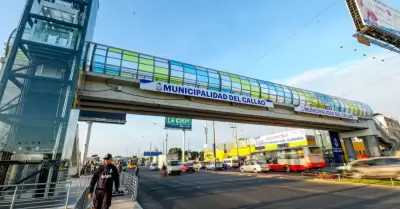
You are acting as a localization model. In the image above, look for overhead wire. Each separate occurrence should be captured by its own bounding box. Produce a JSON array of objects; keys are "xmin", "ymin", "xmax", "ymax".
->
[{"xmin": 259, "ymin": 0, "xmax": 341, "ymax": 59}]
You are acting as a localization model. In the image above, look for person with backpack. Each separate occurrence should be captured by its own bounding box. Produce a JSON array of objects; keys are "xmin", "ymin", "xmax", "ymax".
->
[{"xmin": 88, "ymin": 153, "xmax": 120, "ymax": 209}]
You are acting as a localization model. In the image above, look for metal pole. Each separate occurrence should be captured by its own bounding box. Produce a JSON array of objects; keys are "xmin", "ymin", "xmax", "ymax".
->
[
  {"xmin": 234, "ymin": 123, "xmax": 239, "ymax": 160},
  {"xmin": 205, "ymin": 122, "xmax": 208, "ymax": 151},
  {"xmin": 182, "ymin": 129, "xmax": 186, "ymax": 163},
  {"xmin": 165, "ymin": 130, "xmax": 168, "ymax": 154},
  {"xmin": 213, "ymin": 121, "xmax": 216, "ymax": 169},
  {"xmin": 64, "ymin": 183, "xmax": 72, "ymax": 208},
  {"xmin": 82, "ymin": 122, "xmax": 93, "ymax": 164}
]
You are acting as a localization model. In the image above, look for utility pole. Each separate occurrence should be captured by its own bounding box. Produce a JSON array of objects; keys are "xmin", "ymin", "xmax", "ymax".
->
[
  {"xmin": 231, "ymin": 123, "xmax": 240, "ymax": 161},
  {"xmin": 165, "ymin": 130, "xmax": 168, "ymax": 154},
  {"xmin": 182, "ymin": 129, "xmax": 186, "ymax": 163},
  {"xmin": 213, "ymin": 121, "xmax": 216, "ymax": 170}
]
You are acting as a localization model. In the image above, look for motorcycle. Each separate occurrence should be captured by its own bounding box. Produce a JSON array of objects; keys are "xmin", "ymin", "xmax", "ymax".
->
[{"xmin": 161, "ymin": 169, "xmax": 167, "ymax": 177}]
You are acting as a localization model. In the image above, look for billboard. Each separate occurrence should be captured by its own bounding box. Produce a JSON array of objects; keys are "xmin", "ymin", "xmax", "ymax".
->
[
  {"xmin": 78, "ymin": 110, "xmax": 126, "ymax": 124},
  {"xmin": 329, "ymin": 131, "xmax": 345, "ymax": 164},
  {"xmin": 346, "ymin": 0, "xmax": 400, "ymax": 50},
  {"xmin": 255, "ymin": 129, "xmax": 307, "ymax": 147},
  {"xmin": 165, "ymin": 117, "xmax": 192, "ymax": 130},
  {"xmin": 354, "ymin": 0, "xmax": 400, "ymax": 37}
]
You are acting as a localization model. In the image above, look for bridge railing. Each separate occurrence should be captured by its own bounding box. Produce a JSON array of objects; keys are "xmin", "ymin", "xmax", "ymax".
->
[
  {"xmin": 0, "ymin": 180, "xmax": 88, "ymax": 209},
  {"xmin": 120, "ymin": 168, "xmax": 139, "ymax": 202}
]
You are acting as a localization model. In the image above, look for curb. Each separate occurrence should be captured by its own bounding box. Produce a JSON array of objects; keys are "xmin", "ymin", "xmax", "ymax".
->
[
  {"xmin": 306, "ymin": 179, "xmax": 400, "ymax": 189},
  {"xmin": 133, "ymin": 201, "xmax": 143, "ymax": 209}
]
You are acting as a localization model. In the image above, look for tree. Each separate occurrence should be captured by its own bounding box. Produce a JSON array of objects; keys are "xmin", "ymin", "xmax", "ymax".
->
[
  {"xmin": 199, "ymin": 151, "xmax": 204, "ymax": 161},
  {"xmin": 168, "ymin": 147, "xmax": 182, "ymax": 160}
]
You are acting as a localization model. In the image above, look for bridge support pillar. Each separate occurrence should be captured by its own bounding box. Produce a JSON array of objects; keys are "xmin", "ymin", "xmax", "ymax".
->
[
  {"xmin": 82, "ymin": 121, "xmax": 93, "ymax": 164},
  {"xmin": 343, "ymin": 138, "xmax": 357, "ymax": 161},
  {"xmin": 362, "ymin": 136, "xmax": 381, "ymax": 157}
]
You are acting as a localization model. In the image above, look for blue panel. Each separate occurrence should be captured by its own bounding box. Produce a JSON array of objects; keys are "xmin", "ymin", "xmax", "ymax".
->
[
  {"xmin": 93, "ymin": 62, "xmax": 104, "ymax": 73},
  {"xmin": 170, "ymin": 60, "xmax": 182, "ymax": 66},
  {"xmin": 184, "ymin": 66, "xmax": 196, "ymax": 74},
  {"xmin": 197, "ymin": 76, "xmax": 208, "ymax": 83},
  {"xmin": 209, "ymin": 77, "xmax": 219, "ymax": 85},
  {"xmin": 105, "ymin": 65, "xmax": 120, "ymax": 76},
  {"xmin": 197, "ymin": 69, "xmax": 208, "ymax": 76}
]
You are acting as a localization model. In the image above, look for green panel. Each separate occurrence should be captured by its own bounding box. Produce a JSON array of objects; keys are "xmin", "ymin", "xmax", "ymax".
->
[
  {"xmin": 251, "ymin": 91, "xmax": 259, "ymax": 98},
  {"xmin": 261, "ymin": 93, "xmax": 269, "ymax": 100},
  {"xmin": 122, "ymin": 54, "xmax": 138, "ymax": 62},
  {"xmin": 170, "ymin": 77, "xmax": 183, "ymax": 85},
  {"xmin": 242, "ymin": 84, "xmax": 250, "ymax": 91},
  {"xmin": 219, "ymin": 71, "xmax": 229, "ymax": 76},
  {"xmin": 231, "ymin": 77, "xmax": 240, "ymax": 83},
  {"xmin": 124, "ymin": 51, "xmax": 138, "ymax": 56},
  {"xmin": 139, "ymin": 64, "xmax": 153, "ymax": 73},
  {"xmin": 154, "ymin": 66, "xmax": 168, "ymax": 75},
  {"xmin": 154, "ymin": 74, "xmax": 169, "ymax": 82},
  {"xmin": 139, "ymin": 57, "xmax": 154, "ymax": 66},
  {"xmin": 312, "ymin": 98, "xmax": 318, "ymax": 107},
  {"xmin": 240, "ymin": 79, "xmax": 250, "ymax": 85},
  {"xmin": 251, "ymin": 86, "xmax": 260, "ymax": 92},
  {"xmin": 121, "ymin": 72, "xmax": 133, "ymax": 78},
  {"xmin": 109, "ymin": 47, "xmax": 123, "ymax": 53}
]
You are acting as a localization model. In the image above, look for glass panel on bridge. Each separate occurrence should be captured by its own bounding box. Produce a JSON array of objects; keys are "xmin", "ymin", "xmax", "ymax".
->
[{"xmin": 84, "ymin": 43, "xmax": 374, "ymax": 117}]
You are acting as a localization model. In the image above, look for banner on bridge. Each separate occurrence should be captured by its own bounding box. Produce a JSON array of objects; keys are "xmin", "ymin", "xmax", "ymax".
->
[
  {"xmin": 294, "ymin": 105, "xmax": 358, "ymax": 120},
  {"xmin": 139, "ymin": 80, "xmax": 274, "ymax": 108}
]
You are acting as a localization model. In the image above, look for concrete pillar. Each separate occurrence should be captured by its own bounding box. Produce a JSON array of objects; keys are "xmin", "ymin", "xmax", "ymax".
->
[
  {"xmin": 81, "ymin": 122, "xmax": 93, "ymax": 164},
  {"xmin": 362, "ymin": 135, "xmax": 381, "ymax": 157},
  {"xmin": 343, "ymin": 138, "xmax": 357, "ymax": 160}
]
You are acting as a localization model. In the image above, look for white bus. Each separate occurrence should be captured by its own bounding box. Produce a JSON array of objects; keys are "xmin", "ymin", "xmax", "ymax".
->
[
  {"xmin": 223, "ymin": 158, "xmax": 239, "ymax": 168},
  {"xmin": 251, "ymin": 146, "xmax": 326, "ymax": 172}
]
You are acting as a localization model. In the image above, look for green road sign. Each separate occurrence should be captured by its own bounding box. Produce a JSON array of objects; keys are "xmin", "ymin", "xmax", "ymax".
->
[{"xmin": 165, "ymin": 117, "xmax": 192, "ymax": 130}]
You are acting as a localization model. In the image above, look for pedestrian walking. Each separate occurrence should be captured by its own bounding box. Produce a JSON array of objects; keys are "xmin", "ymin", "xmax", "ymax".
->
[{"xmin": 88, "ymin": 153, "xmax": 120, "ymax": 209}]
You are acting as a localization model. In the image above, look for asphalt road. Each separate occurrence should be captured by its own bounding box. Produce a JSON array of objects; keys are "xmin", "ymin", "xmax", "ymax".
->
[{"xmin": 138, "ymin": 168, "xmax": 400, "ymax": 209}]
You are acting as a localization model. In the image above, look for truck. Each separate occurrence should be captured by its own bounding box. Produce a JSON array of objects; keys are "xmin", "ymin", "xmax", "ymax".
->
[{"xmin": 158, "ymin": 154, "xmax": 181, "ymax": 175}]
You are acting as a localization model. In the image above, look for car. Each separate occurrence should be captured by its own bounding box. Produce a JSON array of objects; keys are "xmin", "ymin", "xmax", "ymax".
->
[
  {"xmin": 167, "ymin": 160, "xmax": 181, "ymax": 175},
  {"xmin": 205, "ymin": 162, "xmax": 224, "ymax": 171},
  {"xmin": 194, "ymin": 161, "xmax": 206, "ymax": 170},
  {"xmin": 338, "ymin": 157, "xmax": 400, "ymax": 179},
  {"xmin": 240, "ymin": 160, "xmax": 269, "ymax": 173},
  {"xmin": 149, "ymin": 163, "xmax": 158, "ymax": 171},
  {"xmin": 181, "ymin": 162, "xmax": 195, "ymax": 172}
]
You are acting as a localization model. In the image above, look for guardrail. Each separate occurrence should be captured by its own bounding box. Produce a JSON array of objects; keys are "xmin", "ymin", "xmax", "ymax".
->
[
  {"xmin": 120, "ymin": 168, "xmax": 139, "ymax": 201},
  {"xmin": 0, "ymin": 179, "xmax": 89, "ymax": 209}
]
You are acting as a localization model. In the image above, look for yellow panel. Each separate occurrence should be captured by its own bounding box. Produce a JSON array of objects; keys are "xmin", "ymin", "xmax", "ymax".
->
[
  {"xmin": 289, "ymin": 140, "xmax": 308, "ymax": 148},
  {"xmin": 265, "ymin": 144, "xmax": 278, "ymax": 150}
]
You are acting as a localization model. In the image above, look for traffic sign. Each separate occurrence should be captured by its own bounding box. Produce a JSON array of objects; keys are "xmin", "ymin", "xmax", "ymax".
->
[
  {"xmin": 143, "ymin": 151, "xmax": 162, "ymax": 157},
  {"xmin": 165, "ymin": 117, "xmax": 192, "ymax": 130}
]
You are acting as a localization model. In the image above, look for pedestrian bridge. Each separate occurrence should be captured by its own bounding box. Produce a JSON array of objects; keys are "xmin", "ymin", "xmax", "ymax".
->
[{"xmin": 74, "ymin": 42, "xmax": 374, "ymax": 132}]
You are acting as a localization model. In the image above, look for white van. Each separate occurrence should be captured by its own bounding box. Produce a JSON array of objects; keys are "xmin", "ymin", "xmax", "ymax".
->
[
  {"xmin": 223, "ymin": 158, "xmax": 239, "ymax": 168},
  {"xmin": 167, "ymin": 160, "xmax": 181, "ymax": 175}
]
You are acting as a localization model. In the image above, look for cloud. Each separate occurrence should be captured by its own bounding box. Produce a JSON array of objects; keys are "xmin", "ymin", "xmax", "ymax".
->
[{"xmin": 279, "ymin": 52, "xmax": 400, "ymax": 119}]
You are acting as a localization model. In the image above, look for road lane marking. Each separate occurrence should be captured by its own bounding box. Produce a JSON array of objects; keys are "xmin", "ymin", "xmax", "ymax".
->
[{"xmin": 267, "ymin": 184, "xmax": 325, "ymax": 193}]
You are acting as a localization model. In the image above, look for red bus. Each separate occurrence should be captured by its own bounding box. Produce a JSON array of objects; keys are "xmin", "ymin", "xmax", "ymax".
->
[{"xmin": 251, "ymin": 146, "xmax": 326, "ymax": 172}]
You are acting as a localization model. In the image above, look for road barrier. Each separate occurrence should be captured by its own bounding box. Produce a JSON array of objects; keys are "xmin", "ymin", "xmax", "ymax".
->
[
  {"xmin": 0, "ymin": 180, "xmax": 89, "ymax": 209},
  {"xmin": 120, "ymin": 169, "xmax": 139, "ymax": 201}
]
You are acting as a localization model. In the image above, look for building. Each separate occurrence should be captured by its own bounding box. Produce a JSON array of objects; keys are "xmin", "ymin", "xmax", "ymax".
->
[
  {"xmin": 374, "ymin": 113, "xmax": 400, "ymax": 140},
  {"xmin": 0, "ymin": 0, "xmax": 99, "ymax": 186}
]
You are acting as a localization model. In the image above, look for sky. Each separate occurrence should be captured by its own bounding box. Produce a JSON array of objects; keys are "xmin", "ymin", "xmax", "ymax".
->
[{"xmin": 1, "ymin": 0, "xmax": 400, "ymax": 157}]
